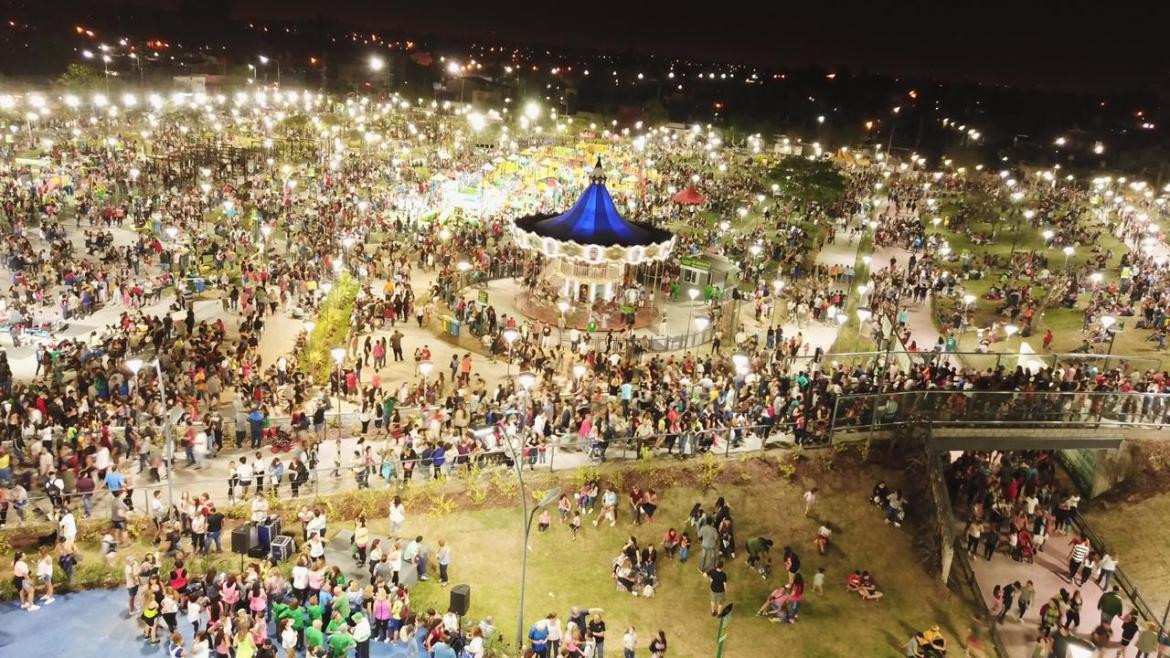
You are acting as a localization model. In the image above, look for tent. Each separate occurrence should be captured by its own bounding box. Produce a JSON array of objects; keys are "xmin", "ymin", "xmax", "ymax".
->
[{"xmin": 672, "ymin": 186, "xmax": 706, "ymax": 205}]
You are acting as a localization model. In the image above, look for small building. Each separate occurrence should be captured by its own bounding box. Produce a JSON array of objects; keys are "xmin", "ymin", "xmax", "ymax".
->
[{"xmin": 679, "ymin": 254, "xmax": 739, "ymax": 293}]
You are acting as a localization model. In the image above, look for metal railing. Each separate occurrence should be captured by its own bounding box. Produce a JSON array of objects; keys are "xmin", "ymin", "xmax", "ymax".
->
[
  {"xmin": 829, "ymin": 389, "xmax": 1170, "ymax": 436},
  {"xmin": 2, "ymin": 423, "xmax": 786, "ymax": 526},
  {"xmin": 1068, "ymin": 510, "xmax": 1168, "ymax": 638}
]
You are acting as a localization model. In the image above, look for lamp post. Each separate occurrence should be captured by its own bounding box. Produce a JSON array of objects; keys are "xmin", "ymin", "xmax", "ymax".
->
[
  {"xmin": 1062, "ymin": 245, "xmax": 1075, "ymax": 269},
  {"xmin": 771, "ymin": 279, "xmax": 784, "ymax": 326},
  {"xmin": 693, "ymin": 316, "xmax": 710, "ymax": 351},
  {"xmin": 258, "ymin": 55, "xmax": 279, "ymax": 84},
  {"xmin": 131, "ymin": 357, "xmax": 176, "ymax": 508},
  {"xmin": 502, "ymin": 329, "xmax": 520, "ymax": 375},
  {"xmin": 685, "ymin": 288, "xmax": 701, "ymax": 347},
  {"xmin": 369, "ymin": 55, "xmax": 390, "ymax": 90},
  {"xmin": 331, "ymin": 346, "xmax": 346, "ymax": 439},
  {"xmin": 514, "ymin": 485, "xmax": 562, "ymax": 653},
  {"xmin": 962, "ymin": 294, "xmax": 976, "ymax": 335},
  {"xmin": 259, "ymin": 224, "xmax": 272, "ymax": 263},
  {"xmin": 557, "ymin": 301, "xmax": 570, "ymax": 341},
  {"xmin": 997, "ymin": 324, "xmax": 1019, "ymax": 371},
  {"xmin": 1100, "ymin": 315, "xmax": 1117, "ymax": 371}
]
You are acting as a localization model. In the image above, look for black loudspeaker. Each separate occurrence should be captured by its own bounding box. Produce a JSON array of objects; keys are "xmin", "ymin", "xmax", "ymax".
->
[
  {"xmin": 231, "ymin": 525, "xmax": 257, "ymax": 554},
  {"xmin": 449, "ymin": 584, "xmax": 471, "ymax": 616}
]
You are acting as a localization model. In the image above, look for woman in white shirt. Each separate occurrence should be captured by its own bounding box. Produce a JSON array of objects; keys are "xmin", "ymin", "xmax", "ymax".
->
[
  {"xmin": 389, "ymin": 496, "xmax": 406, "ymax": 533},
  {"xmin": 546, "ymin": 612, "xmax": 563, "ymax": 656},
  {"xmin": 35, "ymin": 550, "xmax": 55, "ymax": 605},
  {"xmin": 291, "ymin": 556, "xmax": 310, "ymax": 602}
]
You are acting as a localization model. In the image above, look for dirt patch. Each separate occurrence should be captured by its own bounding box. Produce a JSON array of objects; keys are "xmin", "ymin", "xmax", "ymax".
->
[{"xmin": 1093, "ymin": 441, "xmax": 1170, "ymax": 506}]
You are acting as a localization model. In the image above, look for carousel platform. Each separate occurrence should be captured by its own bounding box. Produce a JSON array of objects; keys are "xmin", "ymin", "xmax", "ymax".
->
[
  {"xmin": 459, "ymin": 278, "xmax": 713, "ymax": 338},
  {"xmin": 516, "ymin": 290, "xmax": 659, "ymax": 331}
]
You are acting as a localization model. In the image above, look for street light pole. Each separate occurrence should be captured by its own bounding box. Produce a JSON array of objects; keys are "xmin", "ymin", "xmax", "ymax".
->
[{"xmin": 331, "ymin": 346, "xmax": 346, "ymax": 440}]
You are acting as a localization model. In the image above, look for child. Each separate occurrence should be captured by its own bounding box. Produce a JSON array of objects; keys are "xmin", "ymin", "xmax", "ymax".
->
[
  {"xmin": 538, "ymin": 509, "xmax": 551, "ymax": 533},
  {"xmin": 678, "ymin": 533, "xmax": 691, "ymax": 562},
  {"xmin": 167, "ymin": 631, "xmax": 186, "ymax": 658},
  {"xmin": 569, "ymin": 512, "xmax": 582, "ymax": 539},
  {"xmin": 187, "ymin": 595, "xmax": 205, "ymax": 635},
  {"xmin": 812, "ymin": 567, "xmax": 825, "ymax": 595}
]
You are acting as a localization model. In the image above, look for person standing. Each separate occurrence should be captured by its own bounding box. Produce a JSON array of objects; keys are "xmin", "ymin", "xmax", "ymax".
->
[
  {"xmin": 1097, "ymin": 552, "xmax": 1118, "ymax": 591},
  {"xmin": 587, "ymin": 612, "xmax": 607, "ymax": 658},
  {"xmin": 705, "ymin": 562, "xmax": 729, "ymax": 617},
  {"xmin": 1097, "ymin": 585, "xmax": 1124, "ymax": 628},
  {"xmin": 436, "ymin": 539, "xmax": 451, "ymax": 587},
  {"xmin": 1068, "ymin": 535, "xmax": 1090, "ymax": 582},
  {"xmin": 648, "ymin": 630, "xmax": 667, "ymax": 657},
  {"xmin": 1016, "ymin": 580, "xmax": 1034, "ymax": 621},
  {"xmin": 621, "ymin": 626, "xmax": 637, "ymax": 658},
  {"xmin": 998, "ymin": 581, "xmax": 1017, "ymax": 623},
  {"xmin": 698, "ymin": 519, "xmax": 718, "ymax": 573}
]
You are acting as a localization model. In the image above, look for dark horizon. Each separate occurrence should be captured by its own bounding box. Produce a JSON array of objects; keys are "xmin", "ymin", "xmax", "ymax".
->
[{"xmin": 85, "ymin": 0, "xmax": 1170, "ymax": 96}]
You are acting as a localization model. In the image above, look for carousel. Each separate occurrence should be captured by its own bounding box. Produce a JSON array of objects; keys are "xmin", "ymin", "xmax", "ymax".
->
[{"xmin": 511, "ymin": 159, "xmax": 676, "ymax": 330}]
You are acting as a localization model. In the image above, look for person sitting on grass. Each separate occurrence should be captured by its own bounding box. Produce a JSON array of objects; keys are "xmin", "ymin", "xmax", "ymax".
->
[
  {"xmin": 662, "ymin": 528, "xmax": 680, "ymax": 558},
  {"xmin": 846, "ymin": 570, "xmax": 864, "ymax": 593},
  {"xmin": 756, "ymin": 586, "xmax": 790, "ymax": 623},
  {"xmin": 857, "ymin": 572, "xmax": 884, "ymax": 602}
]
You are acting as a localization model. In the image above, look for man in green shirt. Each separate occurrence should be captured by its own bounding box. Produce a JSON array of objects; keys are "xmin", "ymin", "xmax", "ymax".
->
[
  {"xmin": 305, "ymin": 620, "xmax": 325, "ymax": 652},
  {"xmin": 328, "ymin": 625, "xmax": 356, "ymax": 657}
]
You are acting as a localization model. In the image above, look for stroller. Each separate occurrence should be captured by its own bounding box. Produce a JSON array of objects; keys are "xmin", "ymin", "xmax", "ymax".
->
[{"xmin": 266, "ymin": 427, "xmax": 294, "ymax": 453}]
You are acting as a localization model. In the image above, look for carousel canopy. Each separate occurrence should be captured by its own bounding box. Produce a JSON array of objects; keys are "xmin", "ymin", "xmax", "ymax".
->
[
  {"xmin": 513, "ymin": 159, "xmax": 673, "ymax": 248},
  {"xmin": 671, "ymin": 185, "xmax": 705, "ymax": 205}
]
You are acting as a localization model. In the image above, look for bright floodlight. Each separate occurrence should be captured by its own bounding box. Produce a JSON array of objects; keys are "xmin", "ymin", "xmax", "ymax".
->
[
  {"xmin": 418, "ymin": 360, "xmax": 434, "ymax": 378},
  {"xmin": 369, "ymin": 55, "xmax": 385, "ymax": 71},
  {"xmin": 524, "ymin": 101, "xmax": 541, "ymax": 121},
  {"xmin": 694, "ymin": 316, "xmax": 710, "ymax": 332},
  {"xmin": 1100, "ymin": 315, "xmax": 1117, "ymax": 330},
  {"xmin": 572, "ymin": 364, "xmax": 587, "ymax": 379},
  {"xmin": 502, "ymin": 328, "xmax": 520, "ymax": 344},
  {"xmin": 1005, "ymin": 324, "xmax": 1019, "ymax": 337},
  {"xmin": 258, "ymin": 55, "xmax": 270, "ymax": 64},
  {"xmin": 126, "ymin": 358, "xmax": 144, "ymax": 375},
  {"xmin": 963, "ymin": 294, "xmax": 976, "ymax": 305},
  {"xmin": 557, "ymin": 301, "xmax": 570, "ymax": 313},
  {"xmin": 836, "ymin": 313, "xmax": 847, "ymax": 325},
  {"xmin": 446, "ymin": 61, "xmax": 461, "ymax": 75},
  {"xmin": 303, "ymin": 321, "xmax": 316, "ymax": 333},
  {"xmin": 688, "ymin": 288, "xmax": 700, "ymax": 301},
  {"xmin": 731, "ymin": 353, "xmax": 749, "ymax": 369},
  {"xmin": 330, "ymin": 347, "xmax": 346, "ymax": 363},
  {"xmin": 1063, "ymin": 246, "xmax": 1075, "ymax": 256},
  {"xmin": 517, "ymin": 371, "xmax": 536, "ymax": 390},
  {"xmin": 857, "ymin": 309, "xmax": 872, "ymax": 322}
]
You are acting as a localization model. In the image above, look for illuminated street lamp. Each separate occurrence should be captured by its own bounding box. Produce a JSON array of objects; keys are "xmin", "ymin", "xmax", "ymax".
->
[
  {"xmin": 330, "ymin": 346, "xmax": 346, "ymax": 438},
  {"xmin": 502, "ymin": 328, "xmax": 520, "ymax": 375},
  {"xmin": 1100, "ymin": 315, "xmax": 1118, "ymax": 369}
]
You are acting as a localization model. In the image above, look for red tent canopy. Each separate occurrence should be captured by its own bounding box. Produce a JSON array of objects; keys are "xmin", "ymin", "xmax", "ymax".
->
[{"xmin": 672, "ymin": 186, "xmax": 705, "ymax": 205}]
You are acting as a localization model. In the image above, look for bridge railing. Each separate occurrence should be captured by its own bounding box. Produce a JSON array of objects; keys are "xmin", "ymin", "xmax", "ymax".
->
[{"xmin": 830, "ymin": 389, "xmax": 1170, "ymax": 436}]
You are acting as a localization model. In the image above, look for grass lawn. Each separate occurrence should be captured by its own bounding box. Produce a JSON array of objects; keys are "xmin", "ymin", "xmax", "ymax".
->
[
  {"xmin": 0, "ymin": 457, "xmax": 981, "ymax": 657},
  {"xmin": 361, "ymin": 459, "xmax": 978, "ymax": 658},
  {"xmin": 1081, "ymin": 495, "xmax": 1170, "ymax": 624}
]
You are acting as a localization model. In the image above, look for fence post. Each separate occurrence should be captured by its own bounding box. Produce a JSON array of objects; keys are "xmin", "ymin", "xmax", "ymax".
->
[
  {"xmin": 723, "ymin": 429, "xmax": 731, "ymax": 458},
  {"xmin": 548, "ymin": 445, "xmax": 556, "ymax": 472}
]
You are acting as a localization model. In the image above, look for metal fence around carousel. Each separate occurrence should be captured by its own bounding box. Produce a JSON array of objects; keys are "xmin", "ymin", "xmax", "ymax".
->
[{"xmin": 828, "ymin": 389, "xmax": 1170, "ymax": 436}]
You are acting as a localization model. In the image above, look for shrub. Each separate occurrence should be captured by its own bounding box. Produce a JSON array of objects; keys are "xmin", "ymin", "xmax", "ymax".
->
[{"xmin": 300, "ymin": 274, "xmax": 359, "ymax": 382}]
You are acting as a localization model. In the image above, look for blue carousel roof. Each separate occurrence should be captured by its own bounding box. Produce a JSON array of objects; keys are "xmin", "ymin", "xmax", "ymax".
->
[{"xmin": 514, "ymin": 159, "xmax": 673, "ymax": 248}]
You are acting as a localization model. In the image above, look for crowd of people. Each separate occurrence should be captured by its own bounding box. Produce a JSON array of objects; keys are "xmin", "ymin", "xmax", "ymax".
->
[
  {"xmin": 0, "ymin": 82, "xmax": 1169, "ymax": 658},
  {"xmin": 949, "ymin": 450, "xmax": 1167, "ymax": 657}
]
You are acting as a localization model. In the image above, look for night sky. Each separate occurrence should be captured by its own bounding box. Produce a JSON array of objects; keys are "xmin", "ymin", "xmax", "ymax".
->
[{"xmin": 96, "ymin": 0, "xmax": 1170, "ymax": 93}]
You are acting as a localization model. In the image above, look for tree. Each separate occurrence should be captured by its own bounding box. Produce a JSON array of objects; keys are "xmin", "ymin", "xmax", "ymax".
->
[
  {"xmin": 57, "ymin": 63, "xmax": 99, "ymax": 90},
  {"xmin": 769, "ymin": 157, "xmax": 847, "ymax": 207}
]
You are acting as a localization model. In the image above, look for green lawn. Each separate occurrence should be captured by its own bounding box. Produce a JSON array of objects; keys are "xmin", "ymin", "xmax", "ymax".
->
[{"xmin": 357, "ymin": 458, "xmax": 978, "ymax": 658}]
